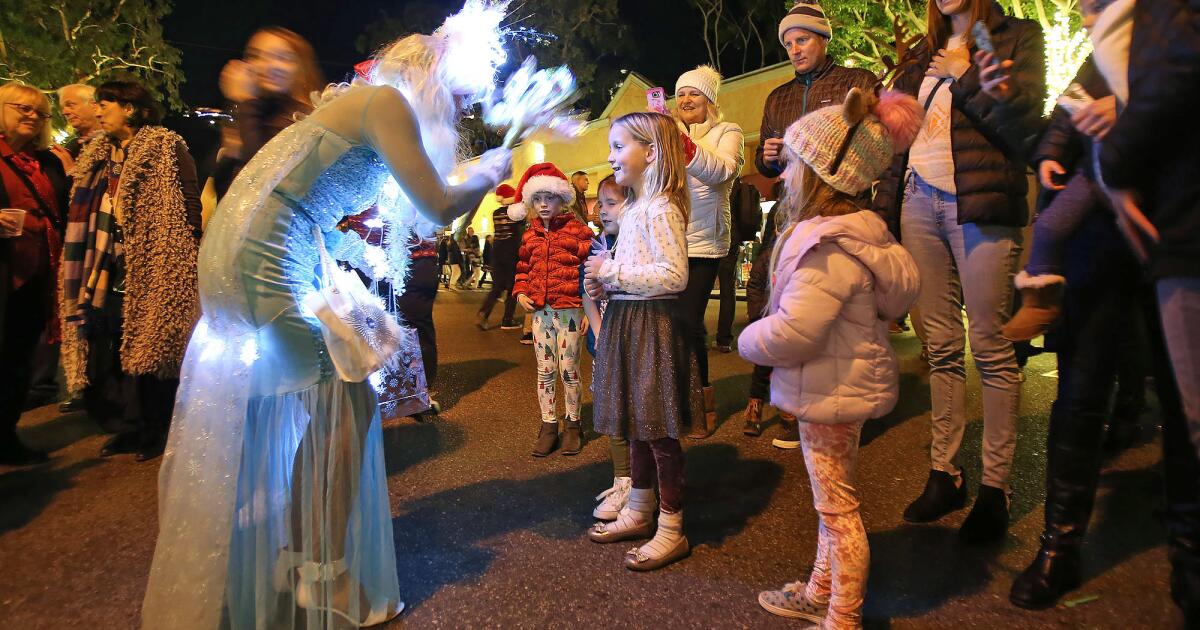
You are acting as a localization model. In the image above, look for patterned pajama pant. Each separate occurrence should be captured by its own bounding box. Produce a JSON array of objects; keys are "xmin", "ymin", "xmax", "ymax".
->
[
  {"xmin": 799, "ymin": 421, "xmax": 868, "ymax": 630},
  {"xmin": 532, "ymin": 307, "xmax": 584, "ymax": 423}
]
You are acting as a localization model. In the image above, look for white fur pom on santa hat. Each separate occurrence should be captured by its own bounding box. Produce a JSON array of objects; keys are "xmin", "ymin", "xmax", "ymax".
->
[{"xmin": 506, "ymin": 162, "xmax": 575, "ymax": 222}]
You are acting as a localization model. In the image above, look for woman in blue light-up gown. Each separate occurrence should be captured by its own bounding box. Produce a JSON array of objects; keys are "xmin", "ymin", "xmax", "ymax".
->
[{"xmin": 141, "ymin": 32, "xmax": 512, "ymax": 629}]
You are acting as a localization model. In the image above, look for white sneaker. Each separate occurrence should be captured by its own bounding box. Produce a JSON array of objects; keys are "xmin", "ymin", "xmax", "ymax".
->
[{"xmin": 593, "ymin": 476, "xmax": 632, "ymax": 520}]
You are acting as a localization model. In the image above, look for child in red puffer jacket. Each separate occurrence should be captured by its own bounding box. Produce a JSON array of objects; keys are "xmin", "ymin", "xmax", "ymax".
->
[{"xmin": 510, "ymin": 163, "xmax": 595, "ymax": 457}]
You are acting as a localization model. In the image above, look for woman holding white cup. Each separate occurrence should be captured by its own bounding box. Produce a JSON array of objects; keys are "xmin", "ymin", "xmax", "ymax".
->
[{"xmin": 0, "ymin": 82, "xmax": 72, "ymax": 466}]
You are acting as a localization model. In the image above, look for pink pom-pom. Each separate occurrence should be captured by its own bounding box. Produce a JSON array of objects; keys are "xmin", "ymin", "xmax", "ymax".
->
[{"xmin": 875, "ymin": 90, "xmax": 924, "ymax": 154}]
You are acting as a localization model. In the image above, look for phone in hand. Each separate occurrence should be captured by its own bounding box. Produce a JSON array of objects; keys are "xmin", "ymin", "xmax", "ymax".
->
[
  {"xmin": 971, "ymin": 21, "xmax": 999, "ymax": 59},
  {"xmin": 646, "ymin": 87, "xmax": 667, "ymax": 115}
]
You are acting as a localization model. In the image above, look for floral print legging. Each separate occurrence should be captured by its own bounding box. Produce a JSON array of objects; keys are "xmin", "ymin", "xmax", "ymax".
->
[
  {"xmin": 532, "ymin": 307, "xmax": 584, "ymax": 423},
  {"xmin": 799, "ymin": 420, "xmax": 868, "ymax": 630}
]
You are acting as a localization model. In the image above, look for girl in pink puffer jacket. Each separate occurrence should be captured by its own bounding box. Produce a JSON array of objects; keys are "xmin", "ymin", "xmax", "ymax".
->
[{"xmin": 738, "ymin": 88, "xmax": 922, "ymax": 630}]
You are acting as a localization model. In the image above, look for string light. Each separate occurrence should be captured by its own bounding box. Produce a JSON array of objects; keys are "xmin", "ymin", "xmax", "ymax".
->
[{"xmin": 1043, "ymin": 9, "xmax": 1092, "ymax": 115}]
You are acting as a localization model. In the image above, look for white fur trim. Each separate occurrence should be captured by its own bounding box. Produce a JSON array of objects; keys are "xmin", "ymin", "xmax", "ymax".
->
[
  {"xmin": 507, "ymin": 203, "xmax": 527, "ymax": 222},
  {"xmin": 1014, "ymin": 270, "xmax": 1067, "ymax": 289},
  {"xmin": 520, "ymin": 174, "xmax": 575, "ymax": 204}
]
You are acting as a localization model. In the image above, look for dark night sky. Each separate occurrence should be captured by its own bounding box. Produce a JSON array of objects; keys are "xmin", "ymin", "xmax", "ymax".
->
[{"xmin": 163, "ymin": 0, "xmax": 716, "ymax": 110}]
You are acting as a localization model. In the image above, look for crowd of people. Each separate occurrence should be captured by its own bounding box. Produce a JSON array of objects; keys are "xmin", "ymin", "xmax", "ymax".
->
[{"xmin": 1, "ymin": 0, "xmax": 1198, "ymax": 628}]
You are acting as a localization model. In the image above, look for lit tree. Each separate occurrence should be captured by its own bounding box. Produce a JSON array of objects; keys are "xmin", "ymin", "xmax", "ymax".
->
[{"xmin": 0, "ymin": 0, "xmax": 184, "ymax": 110}]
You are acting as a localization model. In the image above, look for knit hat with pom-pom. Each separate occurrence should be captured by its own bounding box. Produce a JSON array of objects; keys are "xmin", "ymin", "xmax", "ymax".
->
[
  {"xmin": 506, "ymin": 162, "xmax": 574, "ymax": 222},
  {"xmin": 675, "ymin": 65, "xmax": 722, "ymax": 103},
  {"xmin": 782, "ymin": 87, "xmax": 924, "ymax": 195}
]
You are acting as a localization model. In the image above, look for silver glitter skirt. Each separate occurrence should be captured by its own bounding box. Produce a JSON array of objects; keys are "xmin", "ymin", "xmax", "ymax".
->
[{"xmin": 592, "ymin": 298, "xmax": 704, "ymax": 440}]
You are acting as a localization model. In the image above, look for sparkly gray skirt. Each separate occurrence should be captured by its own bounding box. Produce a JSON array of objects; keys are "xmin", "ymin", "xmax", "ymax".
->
[{"xmin": 592, "ymin": 298, "xmax": 704, "ymax": 441}]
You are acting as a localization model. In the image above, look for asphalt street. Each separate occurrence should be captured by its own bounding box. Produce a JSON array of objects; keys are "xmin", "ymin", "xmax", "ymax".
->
[{"xmin": 0, "ymin": 287, "xmax": 1179, "ymax": 628}]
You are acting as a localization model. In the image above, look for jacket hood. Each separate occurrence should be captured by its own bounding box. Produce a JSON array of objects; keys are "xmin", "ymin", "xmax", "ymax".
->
[{"xmin": 783, "ymin": 210, "xmax": 919, "ymax": 320}]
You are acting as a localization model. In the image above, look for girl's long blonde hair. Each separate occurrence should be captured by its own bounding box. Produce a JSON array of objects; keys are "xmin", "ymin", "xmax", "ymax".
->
[{"xmin": 611, "ymin": 112, "xmax": 691, "ymax": 222}]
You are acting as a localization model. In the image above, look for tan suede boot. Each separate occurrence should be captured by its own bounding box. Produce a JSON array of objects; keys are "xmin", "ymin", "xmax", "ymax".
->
[
  {"xmin": 688, "ymin": 386, "xmax": 717, "ymax": 439},
  {"xmin": 1002, "ymin": 271, "xmax": 1066, "ymax": 342}
]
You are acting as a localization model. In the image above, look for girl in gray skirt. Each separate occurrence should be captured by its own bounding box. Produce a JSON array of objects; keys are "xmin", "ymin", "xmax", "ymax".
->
[{"xmin": 582, "ymin": 111, "xmax": 704, "ymax": 571}]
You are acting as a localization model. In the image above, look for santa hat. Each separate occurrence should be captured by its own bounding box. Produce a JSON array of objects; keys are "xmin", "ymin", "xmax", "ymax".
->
[
  {"xmin": 778, "ymin": 0, "xmax": 832, "ymax": 43},
  {"xmin": 496, "ymin": 183, "xmax": 517, "ymax": 205},
  {"xmin": 675, "ymin": 65, "xmax": 722, "ymax": 103},
  {"xmin": 782, "ymin": 88, "xmax": 923, "ymax": 195},
  {"xmin": 506, "ymin": 162, "xmax": 574, "ymax": 221}
]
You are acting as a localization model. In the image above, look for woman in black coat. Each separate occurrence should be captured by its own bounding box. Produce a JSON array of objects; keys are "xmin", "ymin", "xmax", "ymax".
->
[{"xmin": 873, "ymin": 0, "xmax": 1045, "ymax": 542}]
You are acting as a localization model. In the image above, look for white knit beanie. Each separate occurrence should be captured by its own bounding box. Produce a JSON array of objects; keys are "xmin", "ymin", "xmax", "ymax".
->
[
  {"xmin": 778, "ymin": 0, "xmax": 832, "ymax": 43},
  {"xmin": 675, "ymin": 65, "xmax": 722, "ymax": 103}
]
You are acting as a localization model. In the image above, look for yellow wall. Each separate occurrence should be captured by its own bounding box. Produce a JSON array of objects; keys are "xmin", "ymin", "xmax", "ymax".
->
[{"xmin": 464, "ymin": 61, "xmax": 797, "ymax": 235}]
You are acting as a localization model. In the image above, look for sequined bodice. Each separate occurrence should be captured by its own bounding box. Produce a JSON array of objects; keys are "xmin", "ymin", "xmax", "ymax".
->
[{"xmin": 271, "ymin": 128, "xmax": 389, "ymax": 232}]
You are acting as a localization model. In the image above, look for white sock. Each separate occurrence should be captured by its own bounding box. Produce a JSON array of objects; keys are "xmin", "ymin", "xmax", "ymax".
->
[
  {"xmin": 637, "ymin": 509, "xmax": 686, "ymax": 559},
  {"xmin": 600, "ymin": 487, "xmax": 654, "ymax": 533}
]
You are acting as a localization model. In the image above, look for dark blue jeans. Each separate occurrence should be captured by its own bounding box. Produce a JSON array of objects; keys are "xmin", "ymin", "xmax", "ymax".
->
[{"xmin": 1026, "ymin": 173, "xmax": 1102, "ymax": 276}]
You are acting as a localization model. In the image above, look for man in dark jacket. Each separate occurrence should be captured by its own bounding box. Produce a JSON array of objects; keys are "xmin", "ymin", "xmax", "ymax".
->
[
  {"xmin": 743, "ymin": 0, "xmax": 876, "ymax": 447},
  {"xmin": 477, "ymin": 185, "xmax": 524, "ymax": 329},
  {"xmin": 1098, "ymin": 0, "xmax": 1200, "ymax": 623},
  {"xmin": 755, "ymin": 0, "xmax": 878, "ymax": 179}
]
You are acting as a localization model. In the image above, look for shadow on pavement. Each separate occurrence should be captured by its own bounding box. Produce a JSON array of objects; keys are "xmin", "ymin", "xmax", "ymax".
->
[
  {"xmin": 381, "ymin": 418, "xmax": 466, "ymax": 478},
  {"xmin": 685, "ymin": 442, "xmax": 784, "ymax": 548},
  {"xmin": 433, "ymin": 359, "xmax": 519, "ymax": 412},
  {"xmin": 1081, "ymin": 464, "xmax": 1165, "ymax": 583},
  {"xmin": 710, "ymin": 372, "xmax": 751, "ymax": 432},
  {"xmin": 20, "ymin": 410, "xmax": 104, "ymax": 454},
  {"xmin": 862, "ymin": 373, "xmax": 929, "ymax": 449},
  {"xmin": 389, "ymin": 461, "xmax": 610, "ymax": 610},
  {"xmin": 864, "ymin": 524, "xmax": 1002, "ymax": 621},
  {"xmin": 0, "ymin": 458, "xmax": 102, "ymax": 535}
]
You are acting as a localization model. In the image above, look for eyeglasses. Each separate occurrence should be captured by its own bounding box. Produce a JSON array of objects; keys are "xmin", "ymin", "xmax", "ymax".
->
[{"xmin": 5, "ymin": 103, "xmax": 51, "ymax": 121}]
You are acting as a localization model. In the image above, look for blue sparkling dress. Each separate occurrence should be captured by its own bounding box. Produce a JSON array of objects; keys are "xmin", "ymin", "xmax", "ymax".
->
[{"xmin": 142, "ymin": 111, "xmax": 404, "ymax": 628}]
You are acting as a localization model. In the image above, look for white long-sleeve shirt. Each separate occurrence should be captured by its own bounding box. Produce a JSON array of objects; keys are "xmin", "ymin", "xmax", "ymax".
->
[{"xmin": 597, "ymin": 194, "xmax": 689, "ymax": 298}]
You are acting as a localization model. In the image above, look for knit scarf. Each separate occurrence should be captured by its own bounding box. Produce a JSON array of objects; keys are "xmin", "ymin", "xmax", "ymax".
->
[{"xmin": 61, "ymin": 147, "xmax": 121, "ymax": 325}]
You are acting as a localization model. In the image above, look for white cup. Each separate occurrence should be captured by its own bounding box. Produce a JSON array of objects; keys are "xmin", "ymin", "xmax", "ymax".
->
[{"xmin": 0, "ymin": 208, "xmax": 26, "ymax": 238}]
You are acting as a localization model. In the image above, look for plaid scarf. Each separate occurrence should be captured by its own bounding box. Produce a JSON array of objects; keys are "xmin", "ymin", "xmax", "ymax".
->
[{"xmin": 61, "ymin": 154, "xmax": 121, "ymax": 327}]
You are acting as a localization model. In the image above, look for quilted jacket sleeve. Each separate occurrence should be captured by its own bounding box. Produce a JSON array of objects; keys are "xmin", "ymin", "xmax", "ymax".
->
[
  {"xmin": 950, "ymin": 19, "xmax": 1047, "ymax": 160},
  {"xmin": 738, "ymin": 243, "xmax": 854, "ymax": 368},
  {"xmin": 688, "ymin": 124, "xmax": 745, "ymax": 186},
  {"xmin": 512, "ymin": 229, "xmax": 532, "ymax": 297}
]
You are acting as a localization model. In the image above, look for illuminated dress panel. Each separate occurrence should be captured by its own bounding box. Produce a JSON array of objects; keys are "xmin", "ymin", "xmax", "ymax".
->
[{"xmin": 142, "ymin": 105, "xmax": 405, "ymax": 629}]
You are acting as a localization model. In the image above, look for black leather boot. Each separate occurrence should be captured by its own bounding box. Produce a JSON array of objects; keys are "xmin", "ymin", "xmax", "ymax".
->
[
  {"xmin": 959, "ymin": 485, "xmax": 1010, "ymax": 543},
  {"xmin": 1010, "ymin": 389, "xmax": 1107, "ymax": 607},
  {"xmin": 1010, "ymin": 534, "xmax": 1083, "ymax": 609},
  {"xmin": 903, "ymin": 469, "xmax": 967, "ymax": 523}
]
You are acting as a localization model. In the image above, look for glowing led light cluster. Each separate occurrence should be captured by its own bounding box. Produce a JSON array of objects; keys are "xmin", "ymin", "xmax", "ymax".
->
[
  {"xmin": 485, "ymin": 56, "xmax": 584, "ymax": 148},
  {"xmin": 1043, "ymin": 10, "xmax": 1092, "ymax": 115}
]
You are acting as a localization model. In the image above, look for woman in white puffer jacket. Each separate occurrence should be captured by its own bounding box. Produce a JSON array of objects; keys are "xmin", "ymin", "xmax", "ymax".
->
[
  {"xmin": 739, "ymin": 88, "xmax": 923, "ymax": 628},
  {"xmin": 672, "ymin": 65, "xmax": 745, "ymax": 439}
]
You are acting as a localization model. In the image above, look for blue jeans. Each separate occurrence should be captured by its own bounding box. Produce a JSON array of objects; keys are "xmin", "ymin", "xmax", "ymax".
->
[
  {"xmin": 1026, "ymin": 173, "xmax": 1101, "ymax": 276},
  {"xmin": 900, "ymin": 172, "xmax": 1024, "ymax": 489}
]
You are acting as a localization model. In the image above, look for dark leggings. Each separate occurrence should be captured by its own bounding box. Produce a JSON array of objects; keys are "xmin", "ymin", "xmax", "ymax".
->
[
  {"xmin": 630, "ymin": 437, "xmax": 685, "ymax": 513},
  {"xmin": 678, "ymin": 257, "xmax": 722, "ymax": 386}
]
